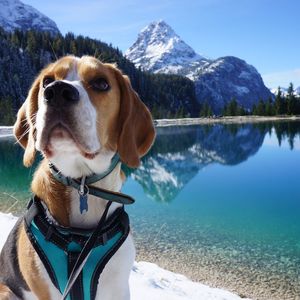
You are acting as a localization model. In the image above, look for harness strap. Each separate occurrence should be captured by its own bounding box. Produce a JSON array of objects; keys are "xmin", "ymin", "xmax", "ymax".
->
[
  {"xmin": 24, "ymin": 197, "xmax": 130, "ymax": 300},
  {"xmin": 61, "ymin": 201, "xmax": 112, "ymax": 300},
  {"xmin": 24, "ymin": 198, "xmax": 126, "ymax": 250},
  {"xmin": 68, "ymin": 252, "xmax": 83, "ymax": 299}
]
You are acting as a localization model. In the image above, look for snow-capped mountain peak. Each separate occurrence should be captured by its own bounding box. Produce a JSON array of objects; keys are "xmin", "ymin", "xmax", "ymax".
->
[
  {"xmin": 270, "ymin": 86, "xmax": 300, "ymax": 96},
  {"xmin": 0, "ymin": 0, "xmax": 60, "ymax": 35},
  {"xmin": 125, "ymin": 20, "xmax": 208, "ymax": 77},
  {"xmin": 126, "ymin": 21, "xmax": 273, "ymax": 113}
]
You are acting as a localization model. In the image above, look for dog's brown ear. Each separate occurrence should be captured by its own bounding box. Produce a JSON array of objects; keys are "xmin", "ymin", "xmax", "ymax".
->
[
  {"xmin": 14, "ymin": 76, "xmax": 40, "ymax": 167},
  {"xmin": 115, "ymin": 70, "xmax": 155, "ymax": 168}
]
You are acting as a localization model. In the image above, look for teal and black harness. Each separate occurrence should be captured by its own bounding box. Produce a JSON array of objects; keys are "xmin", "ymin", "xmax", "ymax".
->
[{"xmin": 23, "ymin": 153, "xmax": 134, "ymax": 300}]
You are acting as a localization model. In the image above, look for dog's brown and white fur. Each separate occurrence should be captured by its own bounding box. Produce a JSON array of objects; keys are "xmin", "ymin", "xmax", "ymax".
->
[{"xmin": 0, "ymin": 56, "xmax": 155, "ymax": 300}]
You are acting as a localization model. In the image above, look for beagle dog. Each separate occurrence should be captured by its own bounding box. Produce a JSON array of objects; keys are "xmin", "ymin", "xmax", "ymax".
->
[{"xmin": 0, "ymin": 56, "xmax": 155, "ymax": 300}]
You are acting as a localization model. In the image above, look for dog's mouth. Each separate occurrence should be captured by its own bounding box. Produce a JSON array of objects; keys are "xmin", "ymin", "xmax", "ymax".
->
[{"xmin": 42, "ymin": 123, "xmax": 100, "ymax": 160}]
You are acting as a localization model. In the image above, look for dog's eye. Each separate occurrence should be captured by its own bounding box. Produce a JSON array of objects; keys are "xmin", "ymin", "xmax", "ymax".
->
[
  {"xmin": 43, "ymin": 77, "xmax": 55, "ymax": 88},
  {"xmin": 90, "ymin": 78, "xmax": 110, "ymax": 92}
]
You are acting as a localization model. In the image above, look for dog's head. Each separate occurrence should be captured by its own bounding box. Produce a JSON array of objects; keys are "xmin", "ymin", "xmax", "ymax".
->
[{"xmin": 14, "ymin": 56, "xmax": 155, "ymax": 177}]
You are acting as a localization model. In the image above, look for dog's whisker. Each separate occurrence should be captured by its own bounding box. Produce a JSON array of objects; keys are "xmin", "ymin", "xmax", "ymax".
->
[
  {"xmin": 96, "ymin": 52, "xmax": 104, "ymax": 61},
  {"xmin": 29, "ymin": 114, "xmax": 37, "ymax": 122},
  {"xmin": 49, "ymin": 39, "xmax": 58, "ymax": 60},
  {"xmin": 14, "ymin": 128, "xmax": 30, "ymax": 145}
]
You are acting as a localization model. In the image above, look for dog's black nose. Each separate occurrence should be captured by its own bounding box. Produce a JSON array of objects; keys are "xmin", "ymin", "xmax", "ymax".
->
[{"xmin": 44, "ymin": 81, "xmax": 80, "ymax": 106}]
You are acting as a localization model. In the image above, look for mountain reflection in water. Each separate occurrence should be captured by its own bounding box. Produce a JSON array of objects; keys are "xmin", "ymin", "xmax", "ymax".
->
[
  {"xmin": 125, "ymin": 122, "xmax": 300, "ymax": 202},
  {"xmin": 1, "ymin": 121, "xmax": 299, "ymax": 299},
  {"xmin": 0, "ymin": 122, "xmax": 299, "ymax": 208}
]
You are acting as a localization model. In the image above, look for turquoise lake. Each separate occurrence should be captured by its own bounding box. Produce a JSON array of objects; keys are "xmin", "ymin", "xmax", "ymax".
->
[{"xmin": 0, "ymin": 121, "xmax": 299, "ymax": 300}]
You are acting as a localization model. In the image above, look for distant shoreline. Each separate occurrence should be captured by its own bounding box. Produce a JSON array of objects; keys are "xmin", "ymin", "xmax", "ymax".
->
[
  {"xmin": 0, "ymin": 126, "xmax": 14, "ymax": 138},
  {"xmin": 154, "ymin": 115, "xmax": 300, "ymax": 127},
  {"xmin": 1, "ymin": 116, "xmax": 300, "ymax": 137}
]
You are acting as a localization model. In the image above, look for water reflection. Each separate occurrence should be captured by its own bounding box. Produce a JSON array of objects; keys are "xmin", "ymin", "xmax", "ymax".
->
[
  {"xmin": 255, "ymin": 121, "xmax": 300, "ymax": 150},
  {"xmin": 125, "ymin": 122, "xmax": 300, "ymax": 202},
  {"xmin": 0, "ymin": 122, "xmax": 300, "ymax": 207}
]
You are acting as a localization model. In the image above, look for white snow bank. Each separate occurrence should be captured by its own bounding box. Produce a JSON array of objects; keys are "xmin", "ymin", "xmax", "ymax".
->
[
  {"xmin": 0, "ymin": 212, "xmax": 250, "ymax": 300},
  {"xmin": 0, "ymin": 212, "xmax": 16, "ymax": 246},
  {"xmin": 129, "ymin": 261, "xmax": 250, "ymax": 300}
]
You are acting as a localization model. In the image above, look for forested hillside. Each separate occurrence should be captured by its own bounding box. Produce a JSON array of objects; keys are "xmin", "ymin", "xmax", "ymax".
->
[{"xmin": 0, "ymin": 27, "xmax": 199, "ymax": 124}]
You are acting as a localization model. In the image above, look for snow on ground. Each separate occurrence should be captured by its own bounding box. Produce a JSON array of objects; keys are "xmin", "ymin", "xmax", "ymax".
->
[
  {"xmin": 0, "ymin": 212, "xmax": 16, "ymax": 247},
  {"xmin": 0, "ymin": 212, "xmax": 250, "ymax": 300},
  {"xmin": 130, "ymin": 261, "xmax": 251, "ymax": 300}
]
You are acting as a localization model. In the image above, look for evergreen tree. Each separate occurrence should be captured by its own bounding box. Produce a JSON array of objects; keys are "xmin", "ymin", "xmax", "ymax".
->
[
  {"xmin": 207, "ymin": 106, "xmax": 213, "ymax": 117},
  {"xmin": 296, "ymin": 95, "xmax": 300, "ymax": 115},
  {"xmin": 286, "ymin": 82, "xmax": 296, "ymax": 115},
  {"xmin": 70, "ymin": 40, "xmax": 77, "ymax": 55},
  {"xmin": 274, "ymin": 87, "xmax": 285, "ymax": 115},
  {"xmin": 0, "ymin": 26, "xmax": 200, "ymax": 120},
  {"xmin": 237, "ymin": 106, "xmax": 246, "ymax": 116},
  {"xmin": 256, "ymin": 99, "xmax": 266, "ymax": 116},
  {"xmin": 252, "ymin": 104, "xmax": 257, "ymax": 115},
  {"xmin": 226, "ymin": 98, "xmax": 238, "ymax": 116},
  {"xmin": 200, "ymin": 102, "xmax": 210, "ymax": 117},
  {"xmin": 0, "ymin": 98, "xmax": 15, "ymax": 125},
  {"xmin": 265, "ymin": 97, "xmax": 274, "ymax": 116},
  {"xmin": 26, "ymin": 31, "xmax": 38, "ymax": 53},
  {"xmin": 10, "ymin": 32, "xmax": 20, "ymax": 47},
  {"xmin": 151, "ymin": 103, "xmax": 160, "ymax": 119},
  {"xmin": 176, "ymin": 106, "xmax": 185, "ymax": 118},
  {"xmin": 201, "ymin": 102, "xmax": 214, "ymax": 117},
  {"xmin": 222, "ymin": 104, "xmax": 227, "ymax": 116}
]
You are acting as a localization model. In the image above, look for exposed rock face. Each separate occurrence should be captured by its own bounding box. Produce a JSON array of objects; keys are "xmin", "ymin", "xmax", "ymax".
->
[
  {"xmin": 126, "ymin": 20, "xmax": 273, "ymax": 113},
  {"xmin": 0, "ymin": 0, "xmax": 60, "ymax": 35},
  {"xmin": 194, "ymin": 57, "xmax": 272, "ymax": 113}
]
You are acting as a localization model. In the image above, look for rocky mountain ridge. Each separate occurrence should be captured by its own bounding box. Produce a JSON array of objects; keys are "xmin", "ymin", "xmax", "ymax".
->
[
  {"xmin": 0, "ymin": 0, "xmax": 60, "ymax": 35},
  {"xmin": 125, "ymin": 20, "xmax": 209, "ymax": 78},
  {"xmin": 126, "ymin": 21, "xmax": 273, "ymax": 113}
]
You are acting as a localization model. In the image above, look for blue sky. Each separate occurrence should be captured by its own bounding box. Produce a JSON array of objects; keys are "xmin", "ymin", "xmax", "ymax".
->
[{"xmin": 24, "ymin": 0, "xmax": 300, "ymax": 88}]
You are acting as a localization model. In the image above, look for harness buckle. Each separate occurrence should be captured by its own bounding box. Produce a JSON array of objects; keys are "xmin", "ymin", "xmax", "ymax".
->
[{"xmin": 45, "ymin": 225, "xmax": 54, "ymax": 241}]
